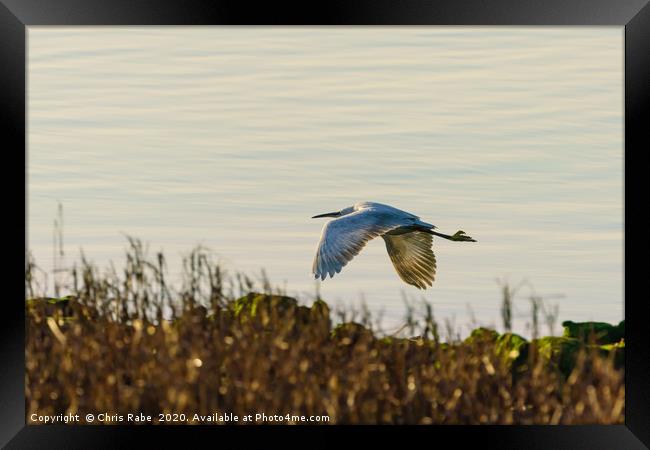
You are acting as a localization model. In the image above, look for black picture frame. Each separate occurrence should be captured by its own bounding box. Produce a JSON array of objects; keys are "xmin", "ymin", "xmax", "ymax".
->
[{"xmin": 2, "ymin": 0, "xmax": 648, "ymax": 447}]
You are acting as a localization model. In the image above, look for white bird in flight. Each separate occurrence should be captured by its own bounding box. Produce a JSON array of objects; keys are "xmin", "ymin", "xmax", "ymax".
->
[{"xmin": 311, "ymin": 201, "xmax": 476, "ymax": 289}]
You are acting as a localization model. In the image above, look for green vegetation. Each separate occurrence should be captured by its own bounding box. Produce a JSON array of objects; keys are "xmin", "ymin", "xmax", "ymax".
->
[
  {"xmin": 562, "ymin": 320, "xmax": 625, "ymax": 345},
  {"xmin": 25, "ymin": 241, "xmax": 625, "ymax": 425}
]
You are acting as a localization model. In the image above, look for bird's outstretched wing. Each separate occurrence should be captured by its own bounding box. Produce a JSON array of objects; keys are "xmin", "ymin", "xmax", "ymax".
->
[
  {"xmin": 312, "ymin": 209, "xmax": 407, "ymax": 280},
  {"xmin": 382, "ymin": 231, "xmax": 436, "ymax": 289}
]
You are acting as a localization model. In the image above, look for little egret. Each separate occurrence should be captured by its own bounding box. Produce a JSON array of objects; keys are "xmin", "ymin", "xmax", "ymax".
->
[{"xmin": 311, "ymin": 201, "xmax": 476, "ymax": 289}]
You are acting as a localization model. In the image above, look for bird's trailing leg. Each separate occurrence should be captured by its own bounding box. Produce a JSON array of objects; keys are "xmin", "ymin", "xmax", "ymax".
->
[{"xmin": 430, "ymin": 229, "xmax": 476, "ymax": 242}]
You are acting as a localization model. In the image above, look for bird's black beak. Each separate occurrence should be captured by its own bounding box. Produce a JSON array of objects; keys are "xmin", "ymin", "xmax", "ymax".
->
[{"xmin": 311, "ymin": 211, "xmax": 340, "ymax": 218}]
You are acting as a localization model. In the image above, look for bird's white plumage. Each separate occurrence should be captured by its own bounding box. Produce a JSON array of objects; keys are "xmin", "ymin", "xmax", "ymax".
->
[
  {"xmin": 312, "ymin": 207, "xmax": 407, "ymax": 280},
  {"xmin": 311, "ymin": 201, "xmax": 474, "ymax": 289},
  {"xmin": 382, "ymin": 230, "xmax": 436, "ymax": 289},
  {"xmin": 311, "ymin": 202, "xmax": 433, "ymax": 285}
]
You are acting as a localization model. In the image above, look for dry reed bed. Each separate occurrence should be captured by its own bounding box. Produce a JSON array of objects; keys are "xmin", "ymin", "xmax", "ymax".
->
[{"xmin": 25, "ymin": 242, "xmax": 624, "ymax": 425}]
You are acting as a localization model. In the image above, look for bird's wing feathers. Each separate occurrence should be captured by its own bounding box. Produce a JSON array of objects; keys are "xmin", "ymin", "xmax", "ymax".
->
[
  {"xmin": 312, "ymin": 209, "xmax": 407, "ymax": 280},
  {"xmin": 382, "ymin": 231, "xmax": 436, "ymax": 289}
]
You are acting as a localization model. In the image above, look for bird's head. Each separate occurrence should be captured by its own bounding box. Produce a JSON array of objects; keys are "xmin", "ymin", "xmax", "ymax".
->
[{"xmin": 311, "ymin": 205, "xmax": 355, "ymax": 219}]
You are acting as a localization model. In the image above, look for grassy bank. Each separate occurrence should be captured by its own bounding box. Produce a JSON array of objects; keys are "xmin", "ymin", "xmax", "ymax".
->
[{"xmin": 25, "ymin": 242, "xmax": 624, "ymax": 425}]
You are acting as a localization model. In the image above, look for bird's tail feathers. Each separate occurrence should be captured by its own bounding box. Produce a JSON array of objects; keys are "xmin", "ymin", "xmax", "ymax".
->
[{"xmin": 414, "ymin": 220, "xmax": 436, "ymax": 230}]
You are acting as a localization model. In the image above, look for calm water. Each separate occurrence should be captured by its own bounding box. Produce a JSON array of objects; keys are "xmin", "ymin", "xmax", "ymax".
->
[{"xmin": 27, "ymin": 27, "xmax": 624, "ymax": 336}]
